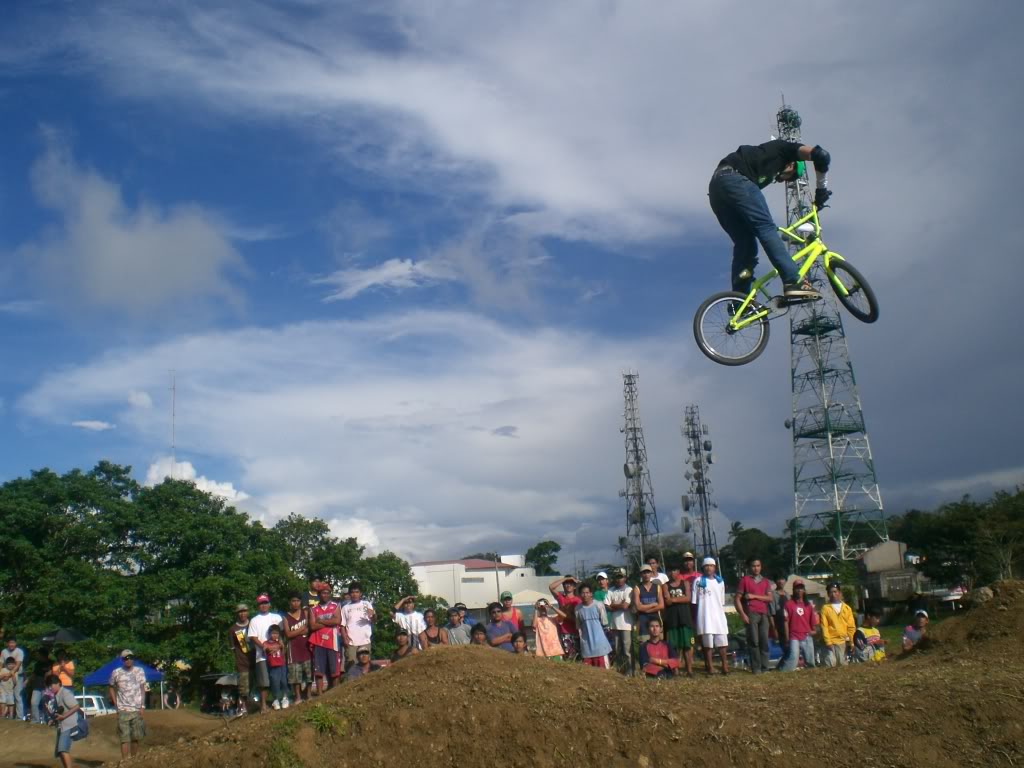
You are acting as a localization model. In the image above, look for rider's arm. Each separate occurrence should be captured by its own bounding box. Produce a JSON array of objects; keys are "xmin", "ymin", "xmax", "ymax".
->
[{"xmin": 797, "ymin": 144, "xmax": 830, "ymax": 189}]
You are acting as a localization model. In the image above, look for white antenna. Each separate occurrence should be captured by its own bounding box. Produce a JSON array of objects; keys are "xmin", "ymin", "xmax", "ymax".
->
[{"xmin": 169, "ymin": 370, "xmax": 177, "ymax": 478}]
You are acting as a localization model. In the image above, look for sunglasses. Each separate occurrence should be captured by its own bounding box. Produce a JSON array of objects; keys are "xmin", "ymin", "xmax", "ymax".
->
[{"xmin": 123, "ymin": 656, "xmax": 135, "ymax": 661}]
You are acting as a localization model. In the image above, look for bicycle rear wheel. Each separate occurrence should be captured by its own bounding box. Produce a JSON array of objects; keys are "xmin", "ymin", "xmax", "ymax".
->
[
  {"xmin": 693, "ymin": 291, "xmax": 771, "ymax": 366},
  {"xmin": 827, "ymin": 258, "xmax": 879, "ymax": 323}
]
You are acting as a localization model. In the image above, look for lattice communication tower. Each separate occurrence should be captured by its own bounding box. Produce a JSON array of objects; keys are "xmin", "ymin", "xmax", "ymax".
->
[
  {"xmin": 777, "ymin": 103, "xmax": 888, "ymax": 571},
  {"xmin": 619, "ymin": 372, "xmax": 663, "ymax": 571},
  {"xmin": 681, "ymin": 405, "xmax": 720, "ymax": 561}
]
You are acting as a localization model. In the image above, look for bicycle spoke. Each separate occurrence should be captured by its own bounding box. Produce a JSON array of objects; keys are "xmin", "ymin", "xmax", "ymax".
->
[{"xmin": 700, "ymin": 300, "xmax": 765, "ymax": 361}]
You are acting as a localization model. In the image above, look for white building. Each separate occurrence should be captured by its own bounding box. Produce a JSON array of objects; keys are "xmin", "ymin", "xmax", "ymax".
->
[{"xmin": 411, "ymin": 555, "xmax": 565, "ymax": 610}]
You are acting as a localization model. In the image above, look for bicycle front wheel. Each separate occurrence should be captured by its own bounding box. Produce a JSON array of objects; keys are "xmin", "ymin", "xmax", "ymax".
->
[
  {"xmin": 827, "ymin": 257, "xmax": 879, "ymax": 323},
  {"xmin": 693, "ymin": 291, "xmax": 771, "ymax": 366}
]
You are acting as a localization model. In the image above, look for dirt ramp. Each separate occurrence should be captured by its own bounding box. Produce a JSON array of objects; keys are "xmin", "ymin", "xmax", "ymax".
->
[{"xmin": 926, "ymin": 580, "xmax": 1024, "ymax": 656}]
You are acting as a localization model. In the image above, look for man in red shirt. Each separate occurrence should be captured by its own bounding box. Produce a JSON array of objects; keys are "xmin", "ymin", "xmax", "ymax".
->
[
  {"xmin": 309, "ymin": 586, "xmax": 341, "ymax": 693},
  {"xmin": 781, "ymin": 580, "xmax": 818, "ymax": 670},
  {"xmin": 735, "ymin": 558, "xmax": 773, "ymax": 674},
  {"xmin": 548, "ymin": 576, "xmax": 581, "ymax": 660},
  {"xmin": 283, "ymin": 593, "xmax": 313, "ymax": 703}
]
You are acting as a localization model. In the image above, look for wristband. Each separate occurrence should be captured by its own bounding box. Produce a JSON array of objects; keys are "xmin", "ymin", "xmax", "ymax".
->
[{"xmin": 816, "ymin": 172, "xmax": 829, "ymax": 190}]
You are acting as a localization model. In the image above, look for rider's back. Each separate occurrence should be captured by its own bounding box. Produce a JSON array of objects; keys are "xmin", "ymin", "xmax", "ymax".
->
[{"xmin": 718, "ymin": 139, "xmax": 802, "ymax": 189}]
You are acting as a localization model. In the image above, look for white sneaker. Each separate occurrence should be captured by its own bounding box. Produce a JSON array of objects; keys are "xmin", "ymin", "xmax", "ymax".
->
[
  {"xmin": 271, "ymin": 700, "xmax": 281, "ymax": 710},
  {"xmin": 281, "ymin": 698, "xmax": 290, "ymax": 709}
]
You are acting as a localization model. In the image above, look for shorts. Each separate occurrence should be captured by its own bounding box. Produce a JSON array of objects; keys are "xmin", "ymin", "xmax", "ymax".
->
[
  {"xmin": 0, "ymin": 692, "xmax": 14, "ymax": 705},
  {"xmin": 117, "ymin": 712, "xmax": 146, "ymax": 744},
  {"xmin": 344, "ymin": 644, "xmax": 371, "ymax": 666},
  {"xmin": 312, "ymin": 646, "xmax": 340, "ymax": 678},
  {"xmin": 236, "ymin": 670, "xmax": 250, "ymax": 697},
  {"xmin": 254, "ymin": 660, "xmax": 270, "ymax": 689},
  {"xmin": 287, "ymin": 660, "xmax": 314, "ymax": 686},
  {"xmin": 583, "ymin": 655, "xmax": 610, "ymax": 668},
  {"xmin": 666, "ymin": 626, "xmax": 695, "ymax": 652},
  {"xmin": 701, "ymin": 633, "xmax": 729, "ymax": 648},
  {"xmin": 55, "ymin": 729, "xmax": 73, "ymax": 757}
]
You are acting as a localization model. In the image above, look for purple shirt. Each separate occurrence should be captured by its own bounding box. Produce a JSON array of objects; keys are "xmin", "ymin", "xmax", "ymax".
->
[{"xmin": 485, "ymin": 620, "xmax": 516, "ymax": 652}]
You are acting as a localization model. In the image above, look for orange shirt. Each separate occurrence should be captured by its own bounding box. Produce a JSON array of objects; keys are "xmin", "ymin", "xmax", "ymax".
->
[{"xmin": 52, "ymin": 660, "xmax": 75, "ymax": 687}]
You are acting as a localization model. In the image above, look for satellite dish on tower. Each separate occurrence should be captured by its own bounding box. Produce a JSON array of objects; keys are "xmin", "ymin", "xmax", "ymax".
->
[
  {"xmin": 681, "ymin": 496, "xmax": 690, "ymax": 512},
  {"xmin": 623, "ymin": 462, "xmax": 635, "ymax": 479},
  {"xmin": 681, "ymin": 515, "xmax": 692, "ymax": 533}
]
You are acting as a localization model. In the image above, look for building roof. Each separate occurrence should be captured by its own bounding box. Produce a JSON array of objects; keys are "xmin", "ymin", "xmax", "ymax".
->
[{"xmin": 412, "ymin": 558, "xmax": 518, "ymax": 571}]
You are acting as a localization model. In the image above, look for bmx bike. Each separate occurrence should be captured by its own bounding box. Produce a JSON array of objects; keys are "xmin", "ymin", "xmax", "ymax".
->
[{"xmin": 693, "ymin": 205, "xmax": 879, "ymax": 366}]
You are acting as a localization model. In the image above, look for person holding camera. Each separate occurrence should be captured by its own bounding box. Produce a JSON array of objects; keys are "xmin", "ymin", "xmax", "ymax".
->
[{"xmin": 531, "ymin": 599, "xmax": 567, "ymax": 659}]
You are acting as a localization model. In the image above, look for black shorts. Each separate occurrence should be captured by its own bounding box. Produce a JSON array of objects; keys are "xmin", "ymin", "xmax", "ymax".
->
[{"xmin": 312, "ymin": 646, "xmax": 340, "ymax": 678}]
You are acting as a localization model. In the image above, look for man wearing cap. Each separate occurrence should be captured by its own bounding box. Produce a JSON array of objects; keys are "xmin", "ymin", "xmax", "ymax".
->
[
  {"xmin": 604, "ymin": 569, "xmax": 635, "ymax": 673},
  {"xmin": 454, "ymin": 603, "xmax": 476, "ymax": 627},
  {"xmin": 344, "ymin": 648, "xmax": 379, "ymax": 680},
  {"xmin": 310, "ymin": 586, "xmax": 342, "ymax": 693},
  {"xmin": 548, "ymin": 576, "xmax": 582, "ymax": 659},
  {"xmin": 108, "ymin": 650, "xmax": 147, "ymax": 758},
  {"xmin": 735, "ymin": 558, "xmax": 773, "ymax": 674},
  {"xmin": 633, "ymin": 565, "xmax": 665, "ymax": 643},
  {"xmin": 781, "ymin": 581, "xmax": 818, "ymax": 671},
  {"xmin": 444, "ymin": 608, "xmax": 473, "ymax": 645},
  {"xmin": 499, "ymin": 591, "xmax": 523, "ymax": 631},
  {"xmin": 694, "ymin": 557, "xmax": 730, "ymax": 675},
  {"xmin": 902, "ymin": 610, "xmax": 929, "ymax": 651},
  {"xmin": 228, "ymin": 604, "xmax": 253, "ymax": 712},
  {"xmin": 593, "ymin": 572, "xmax": 610, "ymax": 603},
  {"xmin": 248, "ymin": 594, "xmax": 284, "ymax": 712},
  {"xmin": 818, "ymin": 583, "xmax": 856, "ymax": 667}
]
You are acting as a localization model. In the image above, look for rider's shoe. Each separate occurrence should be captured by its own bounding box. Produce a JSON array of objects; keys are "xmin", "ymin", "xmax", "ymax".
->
[{"xmin": 783, "ymin": 279, "xmax": 820, "ymax": 301}]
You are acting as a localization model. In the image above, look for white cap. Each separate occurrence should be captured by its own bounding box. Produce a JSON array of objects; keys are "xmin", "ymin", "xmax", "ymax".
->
[
  {"xmin": 702, "ymin": 557, "xmax": 717, "ymax": 567},
  {"xmin": 597, "ymin": 571, "xmax": 608, "ymax": 579},
  {"xmin": 914, "ymin": 609, "xmax": 929, "ymax": 619}
]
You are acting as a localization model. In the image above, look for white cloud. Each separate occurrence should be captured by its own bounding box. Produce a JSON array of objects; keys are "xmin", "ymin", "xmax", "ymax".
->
[
  {"xmin": 16, "ymin": 132, "xmax": 244, "ymax": 313},
  {"xmin": 128, "ymin": 390, "xmax": 153, "ymax": 409},
  {"xmin": 144, "ymin": 456, "xmax": 250, "ymax": 503},
  {"xmin": 315, "ymin": 258, "xmax": 455, "ymax": 301},
  {"xmin": 71, "ymin": 420, "xmax": 116, "ymax": 432},
  {"xmin": 0, "ymin": 300, "xmax": 42, "ymax": 315}
]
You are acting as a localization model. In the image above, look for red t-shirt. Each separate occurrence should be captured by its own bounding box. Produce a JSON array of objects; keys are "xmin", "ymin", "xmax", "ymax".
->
[
  {"xmin": 265, "ymin": 642, "xmax": 286, "ymax": 668},
  {"xmin": 310, "ymin": 602, "xmax": 340, "ymax": 650},
  {"xmin": 284, "ymin": 611, "xmax": 312, "ymax": 663},
  {"xmin": 784, "ymin": 599, "xmax": 817, "ymax": 640},
  {"xmin": 554, "ymin": 593, "xmax": 581, "ymax": 634},
  {"xmin": 501, "ymin": 607, "xmax": 522, "ymax": 631},
  {"xmin": 737, "ymin": 575, "xmax": 773, "ymax": 615}
]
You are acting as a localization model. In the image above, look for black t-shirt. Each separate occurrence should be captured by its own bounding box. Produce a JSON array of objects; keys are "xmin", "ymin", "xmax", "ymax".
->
[
  {"xmin": 719, "ymin": 140, "xmax": 802, "ymax": 189},
  {"xmin": 228, "ymin": 622, "xmax": 252, "ymax": 672}
]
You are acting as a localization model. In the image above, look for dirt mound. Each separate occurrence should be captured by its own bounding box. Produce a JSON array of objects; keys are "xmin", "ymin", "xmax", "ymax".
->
[
  {"xmin": 924, "ymin": 580, "xmax": 1024, "ymax": 656},
  {"xmin": 127, "ymin": 645, "xmax": 1024, "ymax": 768}
]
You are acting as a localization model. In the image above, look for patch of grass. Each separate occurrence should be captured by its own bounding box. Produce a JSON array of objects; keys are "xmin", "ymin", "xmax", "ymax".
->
[
  {"xmin": 304, "ymin": 703, "xmax": 340, "ymax": 736},
  {"xmin": 273, "ymin": 714, "xmax": 301, "ymax": 739},
  {"xmin": 267, "ymin": 736, "xmax": 301, "ymax": 768}
]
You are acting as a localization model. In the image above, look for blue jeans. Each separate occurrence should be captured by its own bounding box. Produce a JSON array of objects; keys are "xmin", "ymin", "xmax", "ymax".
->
[
  {"xmin": 14, "ymin": 676, "xmax": 25, "ymax": 720},
  {"xmin": 30, "ymin": 689, "xmax": 46, "ymax": 723},
  {"xmin": 782, "ymin": 636, "xmax": 816, "ymax": 671},
  {"xmin": 268, "ymin": 665, "xmax": 288, "ymax": 703},
  {"xmin": 708, "ymin": 171, "xmax": 800, "ymax": 292}
]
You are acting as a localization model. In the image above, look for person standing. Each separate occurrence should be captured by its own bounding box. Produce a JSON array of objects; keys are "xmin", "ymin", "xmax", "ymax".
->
[
  {"xmin": 0, "ymin": 657, "xmax": 17, "ymax": 719},
  {"xmin": 694, "ymin": 557, "xmax": 730, "ymax": 675},
  {"xmin": 108, "ymin": 650, "xmax": 147, "ymax": 759},
  {"xmin": 680, "ymin": 553, "xmax": 700, "ymax": 633},
  {"xmin": 530, "ymin": 599, "xmax": 567, "ymax": 659},
  {"xmin": 307, "ymin": 578, "xmax": 324, "ymax": 609},
  {"xmin": 340, "ymin": 582, "xmax": 375, "ymax": 668},
  {"xmin": 247, "ymin": 594, "xmax": 284, "ymax": 712},
  {"xmin": 391, "ymin": 596, "xmax": 428, "ymax": 651},
  {"xmin": 283, "ymin": 594, "xmax": 313, "ymax": 704},
  {"xmin": 735, "ymin": 559, "xmax": 773, "ymax": 674},
  {"xmin": 499, "ymin": 592, "xmax": 523, "ymax": 631},
  {"xmin": 662, "ymin": 563, "xmax": 695, "ymax": 677},
  {"xmin": 633, "ymin": 565, "xmax": 665, "ymax": 643},
  {"xmin": 818, "ymin": 583, "xmax": 856, "ymax": 667},
  {"xmin": 639, "ymin": 618, "xmax": 679, "ymax": 679},
  {"xmin": 576, "ymin": 584, "xmax": 613, "ymax": 668},
  {"xmin": 309, "ymin": 586, "xmax": 342, "ymax": 693},
  {"xmin": 548, "ymin": 576, "xmax": 582, "ymax": 660},
  {"xmin": 1, "ymin": 637, "xmax": 25, "ymax": 721},
  {"xmin": 772, "ymin": 577, "xmax": 789, "ymax": 665},
  {"xmin": 593, "ymin": 573, "xmax": 610, "ymax": 603},
  {"xmin": 51, "ymin": 651, "xmax": 75, "ymax": 688},
  {"xmin": 228, "ymin": 604, "xmax": 253, "ymax": 713},
  {"xmin": 781, "ymin": 581, "xmax": 818, "ymax": 671},
  {"xmin": 484, "ymin": 603, "xmax": 516, "ymax": 652},
  {"xmin": 646, "ymin": 557, "xmax": 670, "ymax": 586},
  {"xmin": 30, "ymin": 648, "xmax": 52, "ymax": 724},
  {"xmin": 162, "ymin": 684, "xmax": 180, "ymax": 710},
  {"xmin": 422, "ymin": 610, "xmax": 447, "ymax": 648},
  {"xmin": 468, "ymin": 624, "xmax": 488, "ymax": 647},
  {"xmin": 444, "ymin": 608, "xmax": 472, "ymax": 645},
  {"xmin": 262, "ymin": 625, "xmax": 289, "ymax": 710},
  {"xmin": 604, "ymin": 569, "xmax": 635, "ymax": 674},
  {"xmin": 46, "ymin": 673, "xmax": 83, "ymax": 768}
]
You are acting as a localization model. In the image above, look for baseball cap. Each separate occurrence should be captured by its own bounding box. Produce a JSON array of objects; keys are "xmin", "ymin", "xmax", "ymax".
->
[
  {"xmin": 682, "ymin": 552, "xmax": 695, "ymax": 560},
  {"xmin": 500, "ymin": 591, "xmax": 513, "ymax": 600},
  {"xmin": 447, "ymin": 607, "xmax": 460, "ymax": 615},
  {"xmin": 792, "ymin": 580, "xmax": 805, "ymax": 588},
  {"xmin": 235, "ymin": 603, "xmax": 249, "ymax": 613},
  {"xmin": 915, "ymin": 609, "xmax": 929, "ymax": 619},
  {"xmin": 639, "ymin": 564, "xmax": 653, "ymax": 573},
  {"xmin": 356, "ymin": 648, "xmax": 371, "ymax": 656},
  {"xmin": 256, "ymin": 594, "xmax": 270, "ymax": 604},
  {"xmin": 596, "ymin": 571, "xmax": 608, "ymax": 579},
  {"xmin": 454, "ymin": 602, "xmax": 467, "ymax": 610},
  {"xmin": 614, "ymin": 568, "xmax": 627, "ymax": 577},
  {"xmin": 701, "ymin": 557, "xmax": 716, "ymax": 567},
  {"xmin": 120, "ymin": 649, "xmax": 135, "ymax": 659}
]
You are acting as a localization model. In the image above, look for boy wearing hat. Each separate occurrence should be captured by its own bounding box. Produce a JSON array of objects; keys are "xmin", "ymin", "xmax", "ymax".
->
[
  {"xmin": 693, "ymin": 557, "xmax": 729, "ymax": 675},
  {"xmin": 228, "ymin": 604, "xmax": 253, "ymax": 712},
  {"xmin": 781, "ymin": 581, "xmax": 818, "ymax": 671},
  {"xmin": 499, "ymin": 591, "xmax": 523, "ymax": 631},
  {"xmin": 248, "ymin": 594, "xmax": 284, "ymax": 712},
  {"xmin": 344, "ymin": 648, "xmax": 379, "ymax": 680},
  {"xmin": 902, "ymin": 610, "xmax": 929, "ymax": 651}
]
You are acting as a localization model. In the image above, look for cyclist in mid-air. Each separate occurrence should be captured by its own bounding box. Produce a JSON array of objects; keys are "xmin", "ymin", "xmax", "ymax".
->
[{"xmin": 708, "ymin": 140, "xmax": 832, "ymax": 300}]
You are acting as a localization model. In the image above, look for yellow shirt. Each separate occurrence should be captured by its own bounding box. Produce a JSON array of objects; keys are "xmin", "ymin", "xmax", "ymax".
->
[{"xmin": 818, "ymin": 603, "xmax": 856, "ymax": 646}]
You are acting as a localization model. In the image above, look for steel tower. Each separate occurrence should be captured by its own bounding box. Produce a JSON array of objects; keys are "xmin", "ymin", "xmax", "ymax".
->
[
  {"xmin": 777, "ymin": 103, "xmax": 888, "ymax": 571},
  {"xmin": 619, "ymin": 372, "xmax": 663, "ymax": 570},
  {"xmin": 681, "ymin": 405, "xmax": 720, "ymax": 561}
]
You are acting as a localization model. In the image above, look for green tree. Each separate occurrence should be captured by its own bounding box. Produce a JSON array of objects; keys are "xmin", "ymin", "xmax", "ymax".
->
[
  {"xmin": 717, "ymin": 528, "xmax": 787, "ymax": 588},
  {"xmin": 272, "ymin": 513, "xmax": 364, "ymax": 587},
  {"xmin": 524, "ymin": 540, "xmax": 561, "ymax": 575},
  {"xmin": 462, "ymin": 552, "xmax": 499, "ymax": 562}
]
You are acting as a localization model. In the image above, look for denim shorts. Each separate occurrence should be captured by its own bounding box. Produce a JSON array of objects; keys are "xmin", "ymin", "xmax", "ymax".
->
[{"xmin": 55, "ymin": 729, "xmax": 73, "ymax": 757}]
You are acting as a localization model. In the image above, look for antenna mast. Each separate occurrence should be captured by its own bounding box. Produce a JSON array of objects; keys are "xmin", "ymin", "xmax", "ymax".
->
[
  {"xmin": 681, "ymin": 405, "xmax": 719, "ymax": 561},
  {"xmin": 169, "ymin": 370, "xmax": 177, "ymax": 478},
  {"xmin": 619, "ymin": 372, "xmax": 663, "ymax": 571}
]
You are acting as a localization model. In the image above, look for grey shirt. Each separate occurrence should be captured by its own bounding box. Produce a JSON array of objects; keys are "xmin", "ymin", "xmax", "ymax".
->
[
  {"xmin": 444, "ymin": 623, "xmax": 472, "ymax": 645},
  {"xmin": 56, "ymin": 687, "xmax": 79, "ymax": 732}
]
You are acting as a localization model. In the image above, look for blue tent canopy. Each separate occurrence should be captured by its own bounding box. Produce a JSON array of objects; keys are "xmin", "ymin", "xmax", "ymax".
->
[{"xmin": 83, "ymin": 658, "xmax": 164, "ymax": 687}]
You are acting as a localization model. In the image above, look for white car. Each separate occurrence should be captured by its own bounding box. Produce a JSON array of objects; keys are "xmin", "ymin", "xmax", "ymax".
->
[{"xmin": 75, "ymin": 694, "xmax": 115, "ymax": 717}]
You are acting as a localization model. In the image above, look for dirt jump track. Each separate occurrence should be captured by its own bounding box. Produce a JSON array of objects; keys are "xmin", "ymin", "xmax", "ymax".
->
[{"xmin": 4, "ymin": 581, "xmax": 1023, "ymax": 768}]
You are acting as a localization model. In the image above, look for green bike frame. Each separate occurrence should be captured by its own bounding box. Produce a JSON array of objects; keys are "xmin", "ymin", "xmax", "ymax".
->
[{"xmin": 728, "ymin": 206, "xmax": 852, "ymax": 330}]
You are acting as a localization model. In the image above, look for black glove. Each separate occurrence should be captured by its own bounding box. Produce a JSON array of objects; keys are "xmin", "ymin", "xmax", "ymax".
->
[
  {"xmin": 814, "ymin": 188, "xmax": 832, "ymax": 209},
  {"xmin": 810, "ymin": 145, "xmax": 831, "ymax": 173}
]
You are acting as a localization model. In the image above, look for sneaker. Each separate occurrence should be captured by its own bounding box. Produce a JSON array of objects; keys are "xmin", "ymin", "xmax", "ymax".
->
[
  {"xmin": 281, "ymin": 698, "xmax": 290, "ymax": 709},
  {"xmin": 271, "ymin": 700, "xmax": 281, "ymax": 710},
  {"xmin": 783, "ymin": 279, "xmax": 820, "ymax": 300}
]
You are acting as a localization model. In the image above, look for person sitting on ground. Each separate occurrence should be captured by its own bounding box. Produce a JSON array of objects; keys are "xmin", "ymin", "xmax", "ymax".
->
[
  {"xmin": 0, "ymin": 657, "xmax": 16, "ymax": 719},
  {"xmin": 391, "ymin": 596, "xmax": 428, "ymax": 651},
  {"xmin": 469, "ymin": 623, "xmax": 489, "ymax": 646},
  {"xmin": 391, "ymin": 629, "xmax": 418, "ymax": 661},
  {"xmin": 693, "ymin": 557, "xmax": 730, "ymax": 675},
  {"xmin": 444, "ymin": 607, "xmax": 472, "ymax": 645},
  {"xmin": 531, "ymin": 599, "xmax": 567, "ymax": 660},
  {"xmin": 46, "ymin": 673, "xmax": 83, "ymax": 768},
  {"xmin": 576, "ymin": 584, "xmax": 614, "ymax": 668},
  {"xmin": 902, "ymin": 610, "xmax": 929, "ymax": 651},
  {"xmin": 262, "ymin": 625, "xmax": 289, "ymax": 710},
  {"xmin": 511, "ymin": 632, "xmax": 529, "ymax": 655},
  {"xmin": 344, "ymin": 648, "xmax": 379, "ymax": 681},
  {"xmin": 485, "ymin": 602, "xmax": 516, "ymax": 652},
  {"xmin": 855, "ymin": 609, "xmax": 887, "ymax": 662},
  {"xmin": 781, "ymin": 580, "xmax": 818, "ymax": 671},
  {"xmin": 639, "ymin": 618, "xmax": 679, "ymax": 679},
  {"xmin": 422, "ymin": 609, "xmax": 448, "ymax": 648},
  {"xmin": 818, "ymin": 583, "xmax": 856, "ymax": 667},
  {"xmin": 662, "ymin": 562, "xmax": 695, "ymax": 677}
]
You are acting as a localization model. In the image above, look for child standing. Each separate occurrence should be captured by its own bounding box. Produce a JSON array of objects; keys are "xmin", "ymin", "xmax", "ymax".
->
[
  {"xmin": 263, "ymin": 625, "xmax": 290, "ymax": 710},
  {"xmin": 0, "ymin": 657, "xmax": 17, "ymax": 719},
  {"xmin": 693, "ymin": 557, "xmax": 730, "ymax": 675}
]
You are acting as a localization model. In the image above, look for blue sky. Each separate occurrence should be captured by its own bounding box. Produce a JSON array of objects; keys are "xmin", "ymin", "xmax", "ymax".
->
[{"xmin": 2, "ymin": 1, "xmax": 1022, "ymax": 567}]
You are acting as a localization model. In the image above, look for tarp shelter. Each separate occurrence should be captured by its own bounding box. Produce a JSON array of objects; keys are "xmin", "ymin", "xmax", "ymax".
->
[
  {"xmin": 782, "ymin": 574, "xmax": 827, "ymax": 597},
  {"xmin": 82, "ymin": 658, "xmax": 166, "ymax": 708}
]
